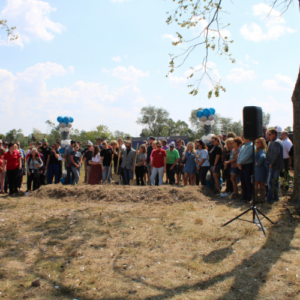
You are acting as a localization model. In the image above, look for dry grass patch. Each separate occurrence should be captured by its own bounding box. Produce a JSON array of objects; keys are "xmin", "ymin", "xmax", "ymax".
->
[{"xmin": 0, "ymin": 184, "xmax": 299, "ymax": 299}]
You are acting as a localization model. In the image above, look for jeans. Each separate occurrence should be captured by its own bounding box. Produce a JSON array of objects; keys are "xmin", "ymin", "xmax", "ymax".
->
[
  {"xmin": 199, "ymin": 166, "xmax": 210, "ymax": 186},
  {"xmin": 47, "ymin": 164, "xmax": 60, "ymax": 184},
  {"xmin": 7, "ymin": 168, "xmax": 19, "ymax": 194},
  {"xmin": 239, "ymin": 163, "xmax": 253, "ymax": 201},
  {"xmin": 66, "ymin": 165, "xmax": 73, "ymax": 185},
  {"xmin": 123, "ymin": 168, "xmax": 133, "ymax": 185},
  {"xmin": 102, "ymin": 166, "xmax": 112, "ymax": 183},
  {"xmin": 151, "ymin": 167, "xmax": 164, "ymax": 186},
  {"xmin": 147, "ymin": 164, "xmax": 151, "ymax": 182},
  {"xmin": 267, "ymin": 168, "xmax": 280, "ymax": 203},
  {"xmin": 166, "ymin": 164, "xmax": 176, "ymax": 185},
  {"xmin": 71, "ymin": 166, "xmax": 81, "ymax": 185}
]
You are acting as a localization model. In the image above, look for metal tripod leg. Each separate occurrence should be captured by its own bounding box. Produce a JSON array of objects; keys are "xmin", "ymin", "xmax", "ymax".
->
[
  {"xmin": 222, "ymin": 207, "xmax": 252, "ymax": 227},
  {"xmin": 254, "ymin": 209, "xmax": 267, "ymax": 236},
  {"xmin": 256, "ymin": 208, "xmax": 274, "ymax": 224}
]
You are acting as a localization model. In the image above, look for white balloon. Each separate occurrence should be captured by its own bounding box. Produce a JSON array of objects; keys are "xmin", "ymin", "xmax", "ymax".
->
[
  {"xmin": 200, "ymin": 116, "xmax": 207, "ymax": 122},
  {"xmin": 211, "ymin": 120, "xmax": 215, "ymax": 125},
  {"xmin": 208, "ymin": 115, "xmax": 214, "ymax": 121},
  {"xmin": 67, "ymin": 123, "xmax": 72, "ymax": 128},
  {"xmin": 60, "ymin": 123, "xmax": 66, "ymax": 128},
  {"xmin": 205, "ymin": 120, "xmax": 211, "ymax": 126}
]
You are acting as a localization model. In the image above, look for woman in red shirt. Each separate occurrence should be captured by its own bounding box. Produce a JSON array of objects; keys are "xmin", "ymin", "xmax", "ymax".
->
[
  {"xmin": 3, "ymin": 142, "xmax": 22, "ymax": 195},
  {"xmin": 0, "ymin": 148, "xmax": 5, "ymax": 194}
]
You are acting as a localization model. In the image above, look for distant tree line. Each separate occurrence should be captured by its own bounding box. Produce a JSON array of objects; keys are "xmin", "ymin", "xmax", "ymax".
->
[{"xmin": 1, "ymin": 106, "xmax": 285, "ymax": 150}]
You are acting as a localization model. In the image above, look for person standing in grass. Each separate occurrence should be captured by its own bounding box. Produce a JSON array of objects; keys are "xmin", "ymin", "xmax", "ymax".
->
[
  {"xmin": 182, "ymin": 142, "xmax": 197, "ymax": 186},
  {"xmin": 134, "ymin": 145, "xmax": 147, "ymax": 186},
  {"xmin": 26, "ymin": 148, "xmax": 43, "ymax": 192},
  {"xmin": 209, "ymin": 136, "xmax": 223, "ymax": 194},
  {"xmin": 176, "ymin": 139, "xmax": 186, "ymax": 185},
  {"xmin": 150, "ymin": 142, "xmax": 166, "ymax": 186},
  {"xmin": 195, "ymin": 140, "xmax": 210, "ymax": 187},
  {"xmin": 70, "ymin": 143, "xmax": 82, "ymax": 185},
  {"xmin": 222, "ymin": 138, "xmax": 234, "ymax": 197},
  {"xmin": 100, "ymin": 141, "xmax": 114, "ymax": 184},
  {"xmin": 121, "ymin": 141, "xmax": 136, "ymax": 185},
  {"xmin": 3, "ymin": 142, "xmax": 22, "ymax": 195},
  {"xmin": 84, "ymin": 141, "xmax": 94, "ymax": 183},
  {"xmin": 225, "ymin": 137, "xmax": 242, "ymax": 199},
  {"xmin": 0, "ymin": 148, "xmax": 5, "ymax": 194},
  {"xmin": 254, "ymin": 137, "xmax": 268, "ymax": 203},
  {"xmin": 166, "ymin": 142, "xmax": 179, "ymax": 185},
  {"xmin": 46, "ymin": 144, "xmax": 60, "ymax": 184}
]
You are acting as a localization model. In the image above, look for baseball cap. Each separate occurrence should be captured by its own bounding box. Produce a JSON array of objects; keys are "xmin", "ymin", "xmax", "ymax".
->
[
  {"xmin": 96, "ymin": 137, "xmax": 102, "ymax": 141},
  {"xmin": 71, "ymin": 140, "xmax": 76, "ymax": 144},
  {"xmin": 37, "ymin": 141, "xmax": 42, "ymax": 145},
  {"xmin": 170, "ymin": 142, "xmax": 175, "ymax": 147},
  {"xmin": 42, "ymin": 138, "xmax": 48, "ymax": 142},
  {"xmin": 149, "ymin": 136, "xmax": 155, "ymax": 140},
  {"xmin": 87, "ymin": 141, "xmax": 93, "ymax": 146}
]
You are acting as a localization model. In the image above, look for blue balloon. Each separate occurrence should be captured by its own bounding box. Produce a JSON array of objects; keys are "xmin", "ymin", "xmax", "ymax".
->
[
  {"xmin": 209, "ymin": 108, "xmax": 216, "ymax": 115},
  {"xmin": 69, "ymin": 117, "xmax": 74, "ymax": 123},
  {"xmin": 59, "ymin": 148, "xmax": 64, "ymax": 154},
  {"xmin": 57, "ymin": 116, "xmax": 63, "ymax": 123},
  {"xmin": 63, "ymin": 116, "xmax": 70, "ymax": 124},
  {"xmin": 60, "ymin": 178, "xmax": 65, "ymax": 184},
  {"xmin": 196, "ymin": 110, "xmax": 203, "ymax": 118},
  {"xmin": 203, "ymin": 108, "xmax": 210, "ymax": 117}
]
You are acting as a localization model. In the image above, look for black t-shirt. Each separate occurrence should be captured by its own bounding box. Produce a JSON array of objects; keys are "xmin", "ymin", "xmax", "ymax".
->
[
  {"xmin": 209, "ymin": 145, "xmax": 223, "ymax": 166},
  {"xmin": 85, "ymin": 150, "xmax": 93, "ymax": 166},
  {"xmin": 41, "ymin": 146, "xmax": 51, "ymax": 163},
  {"xmin": 78, "ymin": 147, "xmax": 84, "ymax": 154},
  {"xmin": 49, "ymin": 150, "xmax": 60, "ymax": 165},
  {"xmin": 100, "ymin": 148, "xmax": 113, "ymax": 166},
  {"xmin": 113, "ymin": 148, "xmax": 123, "ymax": 166},
  {"xmin": 70, "ymin": 150, "xmax": 82, "ymax": 167}
]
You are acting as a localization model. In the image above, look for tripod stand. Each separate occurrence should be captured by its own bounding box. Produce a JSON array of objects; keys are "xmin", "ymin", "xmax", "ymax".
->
[{"xmin": 222, "ymin": 139, "xmax": 274, "ymax": 236}]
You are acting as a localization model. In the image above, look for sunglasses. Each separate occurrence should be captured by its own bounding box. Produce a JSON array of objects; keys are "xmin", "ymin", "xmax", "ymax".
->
[{"xmin": 157, "ymin": 146, "xmax": 161, "ymax": 148}]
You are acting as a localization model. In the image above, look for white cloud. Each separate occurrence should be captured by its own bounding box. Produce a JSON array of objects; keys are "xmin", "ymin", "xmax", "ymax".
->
[
  {"xmin": 163, "ymin": 34, "xmax": 180, "ymax": 43},
  {"xmin": 0, "ymin": 0, "xmax": 64, "ymax": 47},
  {"xmin": 252, "ymin": 60, "xmax": 259, "ymax": 65},
  {"xmin": 262, "ymin": 74, "xmax": 295, "ymax": 91},
  {"xmin": 245, "ymin": 54, "xmax": 250, "ymax": 62},
  {"xmin": 240, "ymin": 3, "xmax": 295, "ymax": 42},
  {"xmin": 112, "ymin": 56, "xmax": 122, "ymax": 62},
  {"xmin": 111, "ymin": 66, "xmax": 149, "ymax": 84},
  {"xmin": 227, "ymin": 68, "xmax": 256, "ymax": 83},
  {"xmin": 0, "ymin": 62, "xmax": 147, "ymax": 134},
  {"xmin": 250, "ymin": 96, "xmax": 291, "ymax": 113}
]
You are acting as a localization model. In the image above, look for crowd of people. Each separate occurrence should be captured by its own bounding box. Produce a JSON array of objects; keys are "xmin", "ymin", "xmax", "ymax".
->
[{"xmin": 0, "ymin": 127, "xmax": 293, "ymax": 204}]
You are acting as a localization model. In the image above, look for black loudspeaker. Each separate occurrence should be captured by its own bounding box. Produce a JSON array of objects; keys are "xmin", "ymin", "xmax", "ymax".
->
[{"xmin": 243, "ymin": 106, "xmax": 263, "ymax": 139}]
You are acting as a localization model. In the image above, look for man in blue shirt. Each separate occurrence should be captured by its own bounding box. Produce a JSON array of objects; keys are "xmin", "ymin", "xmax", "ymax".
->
[{"xmin": 237, "ymin": 139, "xmax": 254, "ymax": 202}]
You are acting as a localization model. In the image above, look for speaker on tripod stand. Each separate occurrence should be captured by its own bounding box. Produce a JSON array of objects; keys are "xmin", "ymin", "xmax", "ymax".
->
[{"xmin": 222, "ymin": 106, "xmax": 274, "ymax": 236}]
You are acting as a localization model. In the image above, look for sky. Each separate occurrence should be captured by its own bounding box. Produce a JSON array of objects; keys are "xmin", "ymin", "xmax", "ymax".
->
[{"xmin": 0, "ymin": 0, "xmax": 298, "ymax": 136}]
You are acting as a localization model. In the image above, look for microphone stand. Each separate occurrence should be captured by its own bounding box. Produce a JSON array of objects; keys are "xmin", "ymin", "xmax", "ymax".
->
[{"xmin": 222, "ymin": 139, "xmax": 274, "ymax": 236}]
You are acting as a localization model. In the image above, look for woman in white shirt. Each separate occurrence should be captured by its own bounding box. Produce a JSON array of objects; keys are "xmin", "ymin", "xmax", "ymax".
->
[
  {"xmin": 88, "ymin": 146, "xmax": 103, "ymax": 185},
  {"xmin": 196, "ymin": 139, "xmax": 210, "ymax": 186}
]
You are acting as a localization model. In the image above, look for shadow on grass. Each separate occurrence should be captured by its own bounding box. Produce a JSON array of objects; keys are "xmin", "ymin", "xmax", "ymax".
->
[{"xmin": 108, "ymin": 213, "xmax": 298, "ymax": 300}]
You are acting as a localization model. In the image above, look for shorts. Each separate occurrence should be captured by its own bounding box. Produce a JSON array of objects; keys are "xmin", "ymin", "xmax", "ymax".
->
[
  {"xmin": 176, "ymin": 165, "xmax": 184, "ymax": 175},
  {"xmin": 211, "ymin": 164, "xmax": 222, "ymax": 174},
  {"xmin": 230, "ymin": 167, "xmax": 239, "ymax": 175}
]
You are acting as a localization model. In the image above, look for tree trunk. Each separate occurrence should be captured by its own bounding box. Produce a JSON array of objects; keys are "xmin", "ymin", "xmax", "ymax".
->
[{"xmin": 292, "ymin": 66, "xmax": 300, "ymax": 203}]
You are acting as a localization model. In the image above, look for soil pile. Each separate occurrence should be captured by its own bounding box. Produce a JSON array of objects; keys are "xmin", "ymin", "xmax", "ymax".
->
[{"xmin": 32, "ymin": 184, "xmax": 208, "ymax": 204}]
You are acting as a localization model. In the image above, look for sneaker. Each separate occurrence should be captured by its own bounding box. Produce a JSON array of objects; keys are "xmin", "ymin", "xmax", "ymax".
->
[{"xmin": 220, "ymin": 193, "xmax": 230, "ymax": 197}]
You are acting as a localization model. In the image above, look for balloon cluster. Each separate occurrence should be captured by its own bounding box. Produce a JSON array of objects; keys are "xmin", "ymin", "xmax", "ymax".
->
[
  {"xmin": 57, "ymin": 116, "xmax": 74, "ymax": 151},
  {"xmin": 196, "ymin": 108, "xmax": 216, "ymax": 126}
]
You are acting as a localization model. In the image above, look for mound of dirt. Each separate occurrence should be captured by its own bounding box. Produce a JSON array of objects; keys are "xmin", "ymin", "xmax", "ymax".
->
[{"xmin": 32, "ymin": 184, "xmax": 208, "ymax": 204}]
